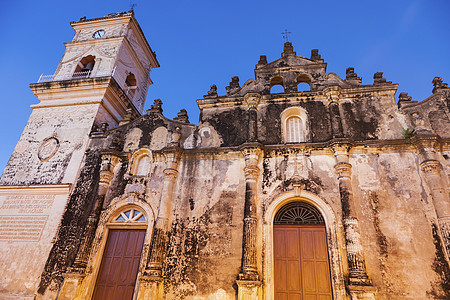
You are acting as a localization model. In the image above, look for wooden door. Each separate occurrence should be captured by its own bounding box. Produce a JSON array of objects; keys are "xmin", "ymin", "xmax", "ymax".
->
[
  {"xmin": 274, "ymin": 225, "xmax": 332, "ymax": 300},
  {"xmin": 93, "ymin": 229, "xmax": 146, "ymax": 300}
]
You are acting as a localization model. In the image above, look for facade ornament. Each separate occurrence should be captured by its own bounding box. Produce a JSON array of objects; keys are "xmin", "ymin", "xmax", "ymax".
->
[
  {"xmin": 257, "ymin": 55, "xmax": 267, "ymax": 65},
  {"xmin": 373, "ymin": 72, "xmax": 391, "ymax": 85},
  {"xmin": 204, "ymin": 84, "xmax": 218, "ymax": 98},
  {"xmin": 173, "ymin": 109, "xmax": 189, "ymax": 123},
  {"xmin": 226, "ymin": 76, "xmax": 240, "ymax": 95},
  {"xmin": 432, "ymin": 77, "xmax": 448, "ymax": 94},
  {"xmin": 311, "ymin": 49, "xmax": 321, "ymax": 60},
  {"xmin": 147, "ymin": 98, "xmax": 163, "ymax": 114}
]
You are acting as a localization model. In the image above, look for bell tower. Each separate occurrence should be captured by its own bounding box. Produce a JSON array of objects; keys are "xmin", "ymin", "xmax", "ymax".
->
[
  {"xmin": 0, "ymin": 11, "xmax": 158, "ymax": 299},
  {"xmin": 1, "ymin": 11, "xmax": 159, "ymax": 186}
]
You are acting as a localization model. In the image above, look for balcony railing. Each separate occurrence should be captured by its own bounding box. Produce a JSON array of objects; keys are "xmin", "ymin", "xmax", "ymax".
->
[{"xmin": 37, "ymin": 67, "xmax": 118, "ymax": 83}]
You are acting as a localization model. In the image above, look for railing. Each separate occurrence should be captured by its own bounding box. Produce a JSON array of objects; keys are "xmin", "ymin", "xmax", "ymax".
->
[{"xmin": 37, "ymin": 67, "xmax": 117, "ymax": 83}]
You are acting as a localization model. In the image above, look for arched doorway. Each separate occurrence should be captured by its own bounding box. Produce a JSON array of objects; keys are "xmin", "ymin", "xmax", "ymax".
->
[
  {"xmin": 273, "ymin": 201, "xmax": 332, "ymax": 299},
  {"xmin": 92, "ymin": 207, "xmax": 147, "ymax": 300}
]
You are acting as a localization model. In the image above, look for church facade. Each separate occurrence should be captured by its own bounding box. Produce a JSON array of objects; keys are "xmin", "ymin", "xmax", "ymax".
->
[{"xmin": 1, "ymin": 11, "xmax": 450, "ymax": 300}]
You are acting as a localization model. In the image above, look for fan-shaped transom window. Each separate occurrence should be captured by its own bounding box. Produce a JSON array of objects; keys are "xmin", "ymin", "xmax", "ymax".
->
[
  {"xmin": 113, "ymin": 208, "xmax": 146, "ymax": 222},
  {"xmin": 274, "ymin": 202, "xmax": 324, "ymax": 225}
]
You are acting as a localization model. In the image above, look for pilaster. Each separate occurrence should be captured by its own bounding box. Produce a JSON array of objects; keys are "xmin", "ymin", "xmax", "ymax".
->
[
  {"xmin": 412, "ymin": 135, "xmax": 450, "ymax": 261},
  {"xmin": 329, "ymin": 140, "xmax": 374, "ymax": 295},
  {"xmin": 142, "ymin": 142, "xmax": 182, "ymax": 285},
  {"xmin": 237, "ymin": 143, "xmax": 262, "ymax": 299},
  {"xmin": 245, "ymin": 93, "xmax": 261, "ymax": 142}
]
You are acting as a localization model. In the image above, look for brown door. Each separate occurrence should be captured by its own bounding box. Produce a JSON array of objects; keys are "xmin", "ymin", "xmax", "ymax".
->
[
  {"xmin": 93, "ymin": 229, "xmax": 146, "ymax": 300},
  {"xmin": 274, "ymin": 225, "xmax": 332, "ymax": 300}
]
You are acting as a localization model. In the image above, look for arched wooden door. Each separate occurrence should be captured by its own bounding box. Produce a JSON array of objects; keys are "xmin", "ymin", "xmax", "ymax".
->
[
  {"xmin": 93, "ymin": 208, "xmax": 147, "ymax": 300},
  {"xmin": 274, "ymin": 202, "xmax": 332, "ymax": 300}
]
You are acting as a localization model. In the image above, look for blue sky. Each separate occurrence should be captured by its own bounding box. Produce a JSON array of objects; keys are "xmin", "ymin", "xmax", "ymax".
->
[{"xmin": 0, "ymin": 0, "xmax": 449, "ymax": 175}]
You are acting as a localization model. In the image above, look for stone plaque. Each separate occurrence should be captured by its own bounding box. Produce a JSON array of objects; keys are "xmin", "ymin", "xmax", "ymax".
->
[
  {"xmin": 0, "ymin": 195, "xmax": 55, "ymax": 214},
  {"xmin": 0, "ymin": 194, "xmax": 55, "ymax": 242},
  {"xmin": 0, "ymin": 215, "xmax": 48, "ymax": 242},
  {"xmin": 38, "ymin": 137, "xmax": 59, "ymax": 161}
]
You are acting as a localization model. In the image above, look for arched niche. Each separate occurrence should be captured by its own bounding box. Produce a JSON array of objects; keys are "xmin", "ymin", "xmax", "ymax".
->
[{"xmin": 129, "ymin": 148, "xmax": 152, "ymax": 177}]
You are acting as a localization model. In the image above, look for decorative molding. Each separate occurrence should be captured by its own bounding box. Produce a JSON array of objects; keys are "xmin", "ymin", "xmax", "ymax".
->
[
  {"xmin": 420, "ymin": 160, "xmax": 441, "ymax": 177},
  {"xmin": 334, "ymin": 162, "xmax": 352, "ymax": 179},
  {"xmin": 244, "ymin": 166, "xmax": 260, "ymax": 181}
]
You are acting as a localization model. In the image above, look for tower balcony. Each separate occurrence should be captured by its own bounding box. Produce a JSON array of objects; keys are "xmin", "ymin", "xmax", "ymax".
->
[{"xmin": 37, "ymin": 67, "xmax": 123, "ymax": 84}]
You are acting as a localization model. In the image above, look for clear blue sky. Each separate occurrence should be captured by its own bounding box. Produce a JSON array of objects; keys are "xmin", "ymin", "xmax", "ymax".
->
[{"xmin": 0, "ymin": 0, "xmax": 449, "ymax": 175}]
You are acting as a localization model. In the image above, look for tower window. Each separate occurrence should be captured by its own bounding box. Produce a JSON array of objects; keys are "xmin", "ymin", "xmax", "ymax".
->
[
  {"xmin": 125, "ymin": 73, "xmax": 138, "ymax": 99},
  {"xmin": 73, "ymin": 55, "xmax": 95, "ymax": 78}
]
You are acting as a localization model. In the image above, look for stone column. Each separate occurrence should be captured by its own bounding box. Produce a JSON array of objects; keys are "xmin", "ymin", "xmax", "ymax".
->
[
  {"xmin": 330, "ymin": 140, "xmax": 374, "ymax": 298},
  {"xmin": 412, "ymin": 135, "xmax": 450, "ymax": 260},
  {"xmin": 59, "ymin": 153, "xmax": 120, "ymax": 299},
  {"xmin": 237, "ymin": 143, "xmax": 262, "ymax": 299},
  {"xmin": 144, "ymin": 139, "xmax": 182, "ymax": 280},
  {"xmin": 326, "ymin": 90, "xmax": 344, "ymax": 139}
]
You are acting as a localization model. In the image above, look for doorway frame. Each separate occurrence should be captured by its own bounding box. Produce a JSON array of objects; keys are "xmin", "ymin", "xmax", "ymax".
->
[
  {"xmin": 76, "ymin": 196, "xmax": 155, "ymax": 300},
  {"xmin": 263, "ymin": 189, "xmax": 346, "ymax": 299}
]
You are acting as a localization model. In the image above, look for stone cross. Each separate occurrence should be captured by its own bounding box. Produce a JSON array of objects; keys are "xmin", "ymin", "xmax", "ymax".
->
[{"xmin": 281, "ymin": 29, "xmax": 291, "ymax": 42}]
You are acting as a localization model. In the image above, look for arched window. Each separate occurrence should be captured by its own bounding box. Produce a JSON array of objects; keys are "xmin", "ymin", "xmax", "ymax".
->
[
  {"xmin": 270, "ymin": 76, "xmax": 285, "ymax": 94},
  {"xmin": 286, "ymin": 116, "xmax": 303, "ymax": 143},
  {"xmin": 281, "ymin": 107, "xmax": 308, "ymax": 143},
  {"xmin": 73, "ymin": 55, "xmax": 95, "ymax": 78},
  {"xmin": 297, "ymin": 74, "xmax": 311, "ymax": 91},
  {"xmin": 125, "ymin": 73, "xmax": 138, "ymax": 99}
]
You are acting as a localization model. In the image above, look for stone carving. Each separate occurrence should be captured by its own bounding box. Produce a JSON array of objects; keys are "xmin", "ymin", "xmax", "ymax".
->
[{"xmin": 38, "ymin": 137, "xmax": 60, "ymax": 161}]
